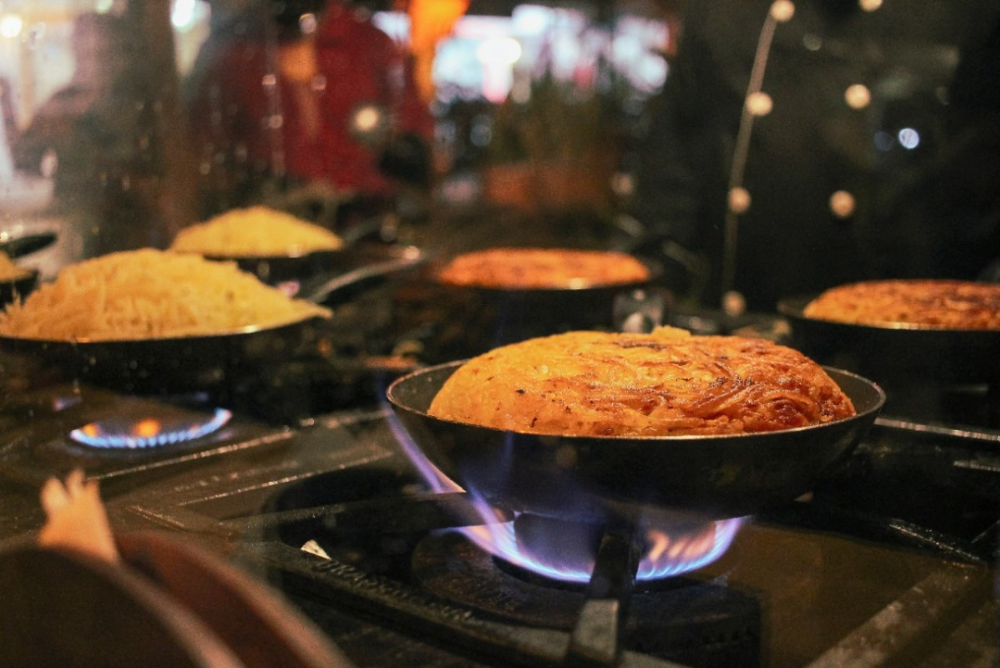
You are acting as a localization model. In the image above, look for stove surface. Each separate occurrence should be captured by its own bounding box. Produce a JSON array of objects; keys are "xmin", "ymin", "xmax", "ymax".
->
[
  {"xmin": 0, "ymin": 297, "xmax": 998, "ymax": 668},
  {"xmin": 1, "ymin": 390, "xmax": 995, "ymax": 668}
]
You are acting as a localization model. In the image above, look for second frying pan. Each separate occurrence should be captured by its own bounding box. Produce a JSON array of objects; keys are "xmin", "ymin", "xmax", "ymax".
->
[
  {"xmin": 406, "ymin": 256, "xmax": 666, "ymax": 363},
  {"xmin": 778, "ymin": 295, "xmax": 1000, "ymax": 385}
]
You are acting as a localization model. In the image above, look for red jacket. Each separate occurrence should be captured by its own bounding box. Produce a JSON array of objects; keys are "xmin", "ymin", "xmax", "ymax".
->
[{"xmin": 188, "ymin": 2, "xmax": 433, "ymax": 199}]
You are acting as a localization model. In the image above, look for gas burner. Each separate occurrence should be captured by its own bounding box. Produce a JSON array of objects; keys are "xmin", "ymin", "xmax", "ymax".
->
[
  {"xmin": 445, "ymin": 509, "xmax": 745, "ymax": 585},
  {"xmin": 0, "ymin": 386, "xmax": 250, "ymax": 490},
  {"xmin": 69, "ymin": 406, "xmax": 233, "ymax": 450},
  {"xmin": 412, "ymin": 531, "xmax": 761, "ymax": 666},
  {"xmin": 489, "ymin": 511, "xmax": 745, "ymax": 584},
  {"xmin": 386, "ymin": 404, "xmax": 746, "ymax": 584}
]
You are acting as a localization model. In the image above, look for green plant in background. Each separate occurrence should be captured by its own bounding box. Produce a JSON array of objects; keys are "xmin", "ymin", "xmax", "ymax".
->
[{"xmin": 485, "ymin": 69, "xmax": 621, "ymax": 167}]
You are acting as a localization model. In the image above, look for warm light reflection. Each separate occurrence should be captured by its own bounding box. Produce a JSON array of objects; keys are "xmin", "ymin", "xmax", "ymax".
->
[
  {"xmin": 385, "ymin": 410, "xmax": 745, "ymax": 583},
  {"xmin": 134, "ymin": 419, "xmax": 161, "ymax": 439},
  {"xmin": 353, "ymin": 106, "xmax": 382, "ymax": 134},
  {"xmin": 52, "ymin": 395, "xmax": 82, "ymax": 411},
  {"xmin": 171, "ymin": 0, "xmax": 197, "ymax": 30},
  {"xmin": 476, "ymin": 36, "xmax": 522, "ymax": 66},
  {"xmin": 0, "ymin": 14, "xmax": 22, "ymax": 38},
  {"xmin": 70, "ymin": 408, "xmax": 232, "ymax": 449}
]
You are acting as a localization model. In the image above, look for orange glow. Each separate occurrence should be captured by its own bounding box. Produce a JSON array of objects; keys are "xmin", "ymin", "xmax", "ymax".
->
[
  {"xmin": 133, "ymin": 419, "xmax": 162, "ymax": 438},
  {"xmin": 406, "ymin": 0, "xmax": 470, "ymax": 102}
]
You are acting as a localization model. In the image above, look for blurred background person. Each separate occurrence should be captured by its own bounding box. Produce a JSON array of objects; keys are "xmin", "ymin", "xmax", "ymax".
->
[
  {"xmin": 630, "ymin": 0, "xmax": 1000, "ymax": 313},
  {"xmin": 186, "ymin": 0, "xmax": 435, "ymax": 227},
  {"xmin": 13, "ymin": 11, "xmax": 181, "ymax": 256}
]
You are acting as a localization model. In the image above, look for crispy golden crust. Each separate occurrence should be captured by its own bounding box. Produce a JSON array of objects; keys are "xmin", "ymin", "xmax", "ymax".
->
[
  {"xmin": 436, "ymin": 247, "xmax": 650, "ymax": 289},
  {"xmin": 428, "ymin": 328, "xmax": 856, "ymax": 437},
  {"xmin": 803, "ymin": 280, "xmax": 1000, "ymax": 329}
]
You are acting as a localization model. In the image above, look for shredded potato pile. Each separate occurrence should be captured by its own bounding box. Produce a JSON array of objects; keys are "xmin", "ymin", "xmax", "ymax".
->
[
  {"xmin": 429, "ymin": 327, "xmax": 856, "ymax": 437},
  {"xmin": 170, "ymin": 206, "xmax": 344, "ymax": 257},
  {"xmin": 0, "ymin": 249, "xmax": 330, "ymax": 341},
  {"xmin": 437, "ymin": 247, "xmax": 651, "ymax": 289},
  {"xmin": 804, "ymin": 280, "xmax": 1000, "ymax": 329},
  {"xmin": 0, "ymin": 251, "xmax": 31, "ymax": 281}
]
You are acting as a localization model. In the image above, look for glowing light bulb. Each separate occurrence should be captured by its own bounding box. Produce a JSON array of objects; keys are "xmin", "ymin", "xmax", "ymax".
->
[
  {"xmin": 770, "ymin": 0, "xmax": 796, "ymax": 22},
  {"xmin": 746, "ymin": 92, "xmax": 773, "ymax": 116},
  {"xmin": 0, "ymin": 14, "xmax": 23, "ymax": 38}
]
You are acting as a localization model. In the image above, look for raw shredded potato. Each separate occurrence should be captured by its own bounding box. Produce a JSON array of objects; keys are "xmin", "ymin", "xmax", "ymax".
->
[
  {"xmin": 0, "ymin": 251, "xmax": 31, "ymax": 281},
  {"xmin": 170, "ymin": 206, "xmax": 344, "ymax": 257},
  {"xmin": 0, "ymin": 249, "xmax": 330, "ymax": 341}
]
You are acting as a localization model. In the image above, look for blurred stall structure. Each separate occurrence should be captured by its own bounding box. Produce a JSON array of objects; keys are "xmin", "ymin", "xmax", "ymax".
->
[
  {"xmin": 0, "ymin": 0, "xmax": 680, "ymax": 268},
  {"xmin": 630, "ymin": 0, "xmax": 1000, "ymax": 312},
  {"xmin": 2, "ymin": 0, "xmax": 196, "ymax": 268},
  {"xmin": 185, "ymin": 0, "xmax": 438, "ymax": 226}
]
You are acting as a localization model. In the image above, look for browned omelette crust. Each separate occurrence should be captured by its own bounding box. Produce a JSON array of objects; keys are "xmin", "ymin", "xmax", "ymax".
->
[
  {"xmin": 436, "ymin": 247, "xmax": 650, "ymax": 289},
  {"xmin": 428, "ymin": 328, "xmax": 856, "ymax": 437},
  {"xmin": 804, "ymin": 280, "xmax": 1000, "ymax": 329}
]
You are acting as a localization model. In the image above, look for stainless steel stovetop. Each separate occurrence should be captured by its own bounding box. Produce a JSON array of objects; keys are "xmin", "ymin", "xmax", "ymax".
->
[{"xmin": 0, "ymin": 365, "xmax": 996, "ymax": 668}]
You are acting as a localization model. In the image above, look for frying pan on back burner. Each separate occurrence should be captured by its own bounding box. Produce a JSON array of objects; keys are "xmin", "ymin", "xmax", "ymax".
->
[
  {"xmin": 189, "ymin": 205, "xmax": 411, "ymax": 288},
  {"xmin": 0, "ymin": 247, "xmax": 426, "ymax": 395},
  {"xmin": 410, "ymin": 256, "xmax": 667, "ymax": 363},
  {"xmin": 777, "ymin": 295, "xmax": 1000, "ymax": 386},
  {"xmin": 200, "ymin": 230, "xmax": 419, "ymax": 291},
  {"xmin": 386, "ymin": 361, "xmax": 885, "ymax": 520}
]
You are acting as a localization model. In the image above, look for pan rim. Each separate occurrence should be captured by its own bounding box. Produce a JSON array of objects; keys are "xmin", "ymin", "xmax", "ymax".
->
[
  {"xmin": 386, "ymin": 359, "xmax": 886, "ymax": 443},
  {"xmin": 197, "ymin": 242, "xmax": 425, "ymax": 263},
  {"xmin": 0, "ymin": 312, "xmax": 329, "ymax": 347},
  {"xmin": 200, "ymin": 247, "xmax": 346, "ymax": 262}
]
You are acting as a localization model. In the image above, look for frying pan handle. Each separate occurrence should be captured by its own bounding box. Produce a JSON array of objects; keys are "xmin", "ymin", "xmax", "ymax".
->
[
  {"xmin": 338, "ymin": 212, "xmax": 396, "ymax": 246},
  {"xmin": 300, "ymin": 246, "xmax": 424, "ymax": 306},
  {"xmin": 0, "ymin": 231, "xmax": 57, "ymax": 259}
]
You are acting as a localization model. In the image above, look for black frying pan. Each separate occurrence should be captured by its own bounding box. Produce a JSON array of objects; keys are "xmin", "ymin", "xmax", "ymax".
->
[
  {"xmin": 0, "ymin": 231, "xmax": 58, "ymax": 259},
  {"xmin": 407, "ymin": 257, "xmax": 666, "ymax": 363},
  {"xmin": 194, "ymin": 211, "xmax": 400, "ymax": 287},
  {"xmin": 0, "ymin": 246, "xmax": 425, "ymax": 395},
  {"xmin": 206, "ymin": 248, "xmax": 348, "ymax": 286},
  {"xmin": 203, "ymin": 238, "xmax": 421, "ymax": 291},
  {"xmin": 386, "ymin": 361, "xmax": 885, "ymax": 520},
  {"xmin": 777, "ymin": 295, "xmax": 1000, "ymax": 385},
  {"xmin": 0, "ymin": 316, "xmax": 329, "ymax": 395}
]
